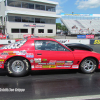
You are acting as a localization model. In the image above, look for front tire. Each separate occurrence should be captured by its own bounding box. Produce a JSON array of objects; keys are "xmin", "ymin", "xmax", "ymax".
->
[
  {"xmin": 80, "ymin": 58, "xmax": 97, "ymax": 74},
  {"xmin": 7, "ymin": 57, "xmax": 29, "ymax": 77}
]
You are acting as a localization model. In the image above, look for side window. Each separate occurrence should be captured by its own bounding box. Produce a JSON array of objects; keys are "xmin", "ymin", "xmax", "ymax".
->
[{"xmin": 35, "ymin": 40, "xmax": 69, "ymax": 51}]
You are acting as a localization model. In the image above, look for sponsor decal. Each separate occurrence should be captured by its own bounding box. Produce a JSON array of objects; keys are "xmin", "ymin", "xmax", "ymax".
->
[
  {"xmin": 0, "ymin": 56, "xmax": 7, "ymax": 59},
  {"xmin": 65, "ymin": 61, "xmax": 73, "ymax": 65},
  {"xmin": 9, "ymin": 53, "xmax": 16, "ymax": 56},
  {"xmin": 56, "ymin": 66, "xmax": 62, "ymax": 68},
  {"xmin": 20, "ymin": 50, "xmax": 27, "ymax": 54},
  {"xmin": 13, "ymin": 51, "xmax": 20, "ymax": 53},
  {"xmin": 56, "ymin": 63, "xmax": 64, "ymax": 65},
  {"xmin": 56, "ymin": 61, "xmax": 65, "ymax": 63},
  {"xmin": 0, "ymin": 59, "xmax": 4, "ymax": 61},
  {"xmin": 77, "ymin": 35, "xmax": 86, "ymax": 39},
  {"xmin": 64, "ymin": 66, "xmax": 71, "ymax": 68},
  {"xmin": 1, "ymin": 53, "xmax": 8, "ymax": 55},
  {"xmin": 99, "ymin": 60, "xmax": 100, "ymax": 65},
  {"xmin": 94, "ymin": 40, "xmax": 100, "ymax": 44},
  {"xmin": 34, "ymin": 58, "xmax": 41, "ymax": 63},
  {"xmin": 35, "ymin": 65, "xmax": 42, "ymax": 68},
  {"xmin": 64, "ymin": 63, "xmax": 73, "ymax": 65},
  {"xmin": 2, "ymin": 51, "xmax": 16, "ymax": 56},
  {"xmin": 3, "ymin": 51, "xmax": 13, "ymax": 53},
  {"xmin": 86, "ymin": 35, "xmax": 94, "ymax": 39},
  {"xmin": 49, "ymin": 60, "xmax": 56, "ymax": 63},
  {"xmin": 0, "ymin": 61, "xmax": 4, "ymax": 64},
  {"xmin": 90, "ymin": 40, "xmax": 100, "ymax": 45},
  {"xmin": 47, "ymin": 62, "xmax": 55, "ymax": 65},
  {"xmin": 0, "ymin": 64, "xmax": 2, "ymax": 67},
  {"xmin": 57, "ymin": 40, "xmax": 67, "ymax": 44},
  {"xmin": 65, "ymin": 61, "xmax": 73, "ymax": 63},
  {"xmin": 38, "ymin": 63, "xmax": 46, "ymax": 65},
  {"xmin": 15, "ymin": 51, "xmax": 27, "ymax": 55},
  {"xmin": 23, "ymin": 24, "xmax": 45, "ymax": 27},
  {"xmin": 26, "ymin": 53, "xmax": 34, "ymax": 58},
  {"xmin": 49, "ymin": 65, "xmax": 56, "ymax": 68},
  {"xmin": 30, "ymin": 59, "xmax": 34, "ymax": 63},
  {"xmin": 42, "ymin": 65, "xmax": 56, "ymax": 68},
  {"xmin": 17, "ymin": 53, "xmax": 26, "ymax": 55},
  {"xmin": 72, "ymin": 65, "xmax": 79, "ymax": 68},
  {"xmin": 42, "ymin": 59, "xmax": 47, "ymax": 61},
  {"xmin": 31, "ymin": 65, "xmax": 34, "ymax": 68},
  {"xmin": 42, "ymin": 65, "xmax": 49, "ymax": 68}
]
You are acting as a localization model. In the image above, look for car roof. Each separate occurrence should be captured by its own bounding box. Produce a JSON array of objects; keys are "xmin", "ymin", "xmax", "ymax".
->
[{"xmin": 27, "ymin": 37, "xmax": 56, "ymax": 41}]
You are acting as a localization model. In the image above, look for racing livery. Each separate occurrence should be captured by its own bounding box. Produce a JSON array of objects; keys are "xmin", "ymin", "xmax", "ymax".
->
[{"xmin": 0, "ymin": 38, "xmax": 100, "ymax": 76}]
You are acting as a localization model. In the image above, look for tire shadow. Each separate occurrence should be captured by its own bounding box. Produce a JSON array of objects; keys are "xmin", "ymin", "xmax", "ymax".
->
[{"xmin": 30, "ymin": 69, "xmax": 80, "ymax": 76}]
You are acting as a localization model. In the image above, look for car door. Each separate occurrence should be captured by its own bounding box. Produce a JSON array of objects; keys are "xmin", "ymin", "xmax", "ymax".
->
[{"xmin": 34, "ymin": 40, "xmax": 74, "ymax": 69}]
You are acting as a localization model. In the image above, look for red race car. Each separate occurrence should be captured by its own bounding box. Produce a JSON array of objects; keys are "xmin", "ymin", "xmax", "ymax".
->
[{"xmin": 0, "ymin": 37, "xmax": 100, "ymax": 77}]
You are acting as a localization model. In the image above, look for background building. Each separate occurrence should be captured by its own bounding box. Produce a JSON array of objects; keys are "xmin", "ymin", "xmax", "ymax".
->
[{"xmin": 0, "ymin": 0, "xmax": 60, "ymax": 38}]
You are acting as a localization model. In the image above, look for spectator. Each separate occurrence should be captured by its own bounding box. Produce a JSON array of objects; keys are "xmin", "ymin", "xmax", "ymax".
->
[
  {"xmin": 79, "ymin": 29, "xmax": 81, "ymax": 34},
  {"xmin": 7, "ymin": 33, "xmax": 9, "ymax": 39},
  {"xmin": 87, "ymin": 28, "xmax": 90, "ymax": 34},
  {"xmin": 2, "ymin": 30, "xmax": 4, "ymax": 35},
  {"xmin": 60, "ymin": 31, "xmax": 62, "ymax": 35}
]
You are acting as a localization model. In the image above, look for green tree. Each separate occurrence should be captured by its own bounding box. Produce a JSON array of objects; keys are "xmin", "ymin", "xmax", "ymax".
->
[
  {"xmin": 56, "ymin": 23, "xmax": 61, "ymax": 30},
  {"xmin": 56, "ymin": 23, "xmax": 68, "ymax": 31}
]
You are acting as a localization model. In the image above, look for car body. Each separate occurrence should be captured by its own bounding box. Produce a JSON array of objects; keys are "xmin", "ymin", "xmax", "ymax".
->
[{"xmin": 0, "ymin": 38, "xmax": 100, "ymax": 76}]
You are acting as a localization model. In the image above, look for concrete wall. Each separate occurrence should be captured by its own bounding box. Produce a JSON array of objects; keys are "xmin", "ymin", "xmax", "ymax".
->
[{"xmin": 56, "ymin": 39, "xmax": 90, "ymax": 45}]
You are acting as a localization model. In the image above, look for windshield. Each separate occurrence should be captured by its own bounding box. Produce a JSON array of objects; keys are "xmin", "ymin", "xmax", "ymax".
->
[{"xmin": 0, "ymin": 39, "xmax": 27, "ymax": 49}]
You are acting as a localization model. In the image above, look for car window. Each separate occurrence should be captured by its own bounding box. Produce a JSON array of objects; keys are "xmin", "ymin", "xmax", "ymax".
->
[{"xmin": 35, "ymin": 40, "xmax": 69, "ymax": 51}]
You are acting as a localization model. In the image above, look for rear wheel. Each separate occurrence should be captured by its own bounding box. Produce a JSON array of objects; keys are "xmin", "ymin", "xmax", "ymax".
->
[
  {"xmin": 80, "ymin": 58, "xmax": 97, "ymax": 74},
  {"xmin": 7, "ymin": 57, "xmax": 29, "ymax": 77}
]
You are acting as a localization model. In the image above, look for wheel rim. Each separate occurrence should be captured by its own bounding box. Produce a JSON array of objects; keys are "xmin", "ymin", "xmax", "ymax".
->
[
  {"xmin": 83, "ymin": 60, "xmax": 95, "ymax": 72},
  {"xmin": 11, "ymin": 60, "xmax": 24, "ymax": 73}
]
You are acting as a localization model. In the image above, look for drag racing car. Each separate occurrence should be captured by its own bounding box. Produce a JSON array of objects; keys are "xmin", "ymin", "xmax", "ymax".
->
[{"xmin": 0, "ymin": 37, "xmax": 100, "ymax": 77}]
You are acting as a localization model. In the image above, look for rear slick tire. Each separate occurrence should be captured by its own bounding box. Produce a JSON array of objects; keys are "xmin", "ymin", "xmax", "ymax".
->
[{"xmin": 7, "ymin": 57, "xmax": 29, "ymax": 77}]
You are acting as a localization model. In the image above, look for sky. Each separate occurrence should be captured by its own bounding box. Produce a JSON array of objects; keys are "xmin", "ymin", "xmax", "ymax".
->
[{"xmin": 43, "ymin": 0, "xmax": 100, "ymax": 23}]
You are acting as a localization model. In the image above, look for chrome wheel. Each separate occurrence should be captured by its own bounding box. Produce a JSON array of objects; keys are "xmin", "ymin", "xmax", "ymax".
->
[
  {"xmin": 83, "ymin": 60, "xmax": 94, "ymax": 72},
  {"xmin": 80, "ymin": 58, "xmax": 97, "ymax": 74},
  {"xmin": 11, "ymin": 60, "xmax": 24, "ymax": 73}
]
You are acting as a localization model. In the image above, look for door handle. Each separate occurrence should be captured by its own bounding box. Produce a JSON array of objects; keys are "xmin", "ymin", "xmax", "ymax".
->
[{"xmin": 37, "ymin": 53, "xmax": 42, "ymax": 55}]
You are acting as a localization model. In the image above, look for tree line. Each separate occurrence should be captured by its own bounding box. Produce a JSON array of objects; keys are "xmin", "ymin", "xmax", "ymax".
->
[{"xmin": 56, "ymin": 23, "xmax": 68, "ymax": 31}]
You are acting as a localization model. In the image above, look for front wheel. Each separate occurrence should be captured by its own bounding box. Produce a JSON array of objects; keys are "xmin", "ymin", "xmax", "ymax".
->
[
  {"xmin": 7, "ymin": 57, "xmax": 29, "ymax": 77},
  {"xmin": 80, "ymin": 58, "xmax": 97, "ymax": 74}
]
